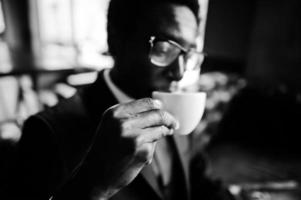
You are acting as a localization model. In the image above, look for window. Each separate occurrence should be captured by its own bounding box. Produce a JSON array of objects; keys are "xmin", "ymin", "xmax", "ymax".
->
[
  {"xmin": 29, "ymin": 0, "xmax": 207, "ymax": 71},
  {"xmin": 30, "ymin": 0, "xmax": 113, "ymax": 70},
  {"xmin": 0, "ymin": 1, "xmax": 5, "ymax": 34},
  {"xmin": 177, "ymin": 0, "xmax": 209, "ymax": 89}
]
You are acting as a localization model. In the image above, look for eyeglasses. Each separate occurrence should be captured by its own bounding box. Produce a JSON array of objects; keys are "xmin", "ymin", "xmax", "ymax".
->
[{"xmin": 149, "ymin": 36, "xmax": 206, "ymax": 71}]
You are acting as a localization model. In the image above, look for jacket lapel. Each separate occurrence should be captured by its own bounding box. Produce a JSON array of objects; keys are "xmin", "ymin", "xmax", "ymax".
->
[
  {"xmin": 141, "ymin": 165, "xmax": 164, "ymax": 199},
  {"xmin": 140, "ymin": 135, "xmax": 191, "ymax": 200}
]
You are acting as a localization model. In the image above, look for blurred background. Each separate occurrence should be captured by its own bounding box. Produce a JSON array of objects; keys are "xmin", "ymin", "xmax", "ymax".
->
[{"xmin": 0, "ymin": 0, "xmax": 301, "ymax": 199}]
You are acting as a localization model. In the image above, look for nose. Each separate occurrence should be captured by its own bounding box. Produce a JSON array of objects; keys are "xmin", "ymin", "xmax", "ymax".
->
[{"xmin": 165, "ymin": 55, "xmax": 185, "ymax": 82}]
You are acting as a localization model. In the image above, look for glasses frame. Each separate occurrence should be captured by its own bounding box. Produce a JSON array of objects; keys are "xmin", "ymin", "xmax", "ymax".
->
[{"xmin": 148, "ymin": 35, "xmax": 206, "ymax": 70}]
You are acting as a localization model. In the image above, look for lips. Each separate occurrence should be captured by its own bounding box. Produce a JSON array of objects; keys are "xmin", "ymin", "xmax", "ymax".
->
[
  {"xmin": 151, "ymin": 83, "xmax": 176, "ymax": 93},
  {"xmin": 149, "ymin": 75, "xmax": 180, "ymax": 93}
]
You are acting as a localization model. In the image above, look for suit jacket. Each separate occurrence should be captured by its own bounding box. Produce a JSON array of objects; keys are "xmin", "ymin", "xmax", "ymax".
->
[{"xmin": 8, "ymin": 71, "xmax": 233, "ymax": 200}]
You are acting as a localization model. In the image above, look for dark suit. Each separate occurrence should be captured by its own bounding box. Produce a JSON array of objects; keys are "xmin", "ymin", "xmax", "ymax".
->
[{"xmin": 8, "ymin": 71, "xmax": 233, "ymax": 200}]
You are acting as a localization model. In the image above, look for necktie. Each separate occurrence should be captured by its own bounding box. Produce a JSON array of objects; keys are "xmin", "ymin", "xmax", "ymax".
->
[{"xmin": 152, "ymin": 137, "xmax": 187, "ymax": 200}]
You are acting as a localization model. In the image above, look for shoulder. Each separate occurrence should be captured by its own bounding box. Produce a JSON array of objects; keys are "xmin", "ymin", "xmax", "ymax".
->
[
  {"xmin": 39, "ymin": 91, "xmax": 90, "ymax": 127},
  {"xmin": 23, "ymin": 91, "xmax": 94, "ymax": 137}
]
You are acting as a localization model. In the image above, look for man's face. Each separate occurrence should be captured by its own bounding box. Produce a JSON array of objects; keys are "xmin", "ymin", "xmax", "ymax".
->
[{"xmin": 118, "ymin": 3, "xmax": 200, "ymax": 98}]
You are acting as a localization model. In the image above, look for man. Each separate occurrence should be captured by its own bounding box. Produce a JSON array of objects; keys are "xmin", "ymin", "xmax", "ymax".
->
[{"xmin": 8, "ymin": 0, "xmax": 233, "ymax": 199}]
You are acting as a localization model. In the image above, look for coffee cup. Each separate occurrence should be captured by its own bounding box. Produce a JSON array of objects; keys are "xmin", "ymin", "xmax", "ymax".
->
[{"xmin": 152, "ymin": 91, "xmax": 206, "ymax": 135}]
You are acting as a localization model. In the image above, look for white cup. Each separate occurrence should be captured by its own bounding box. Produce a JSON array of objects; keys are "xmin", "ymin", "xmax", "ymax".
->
[{"xmin": 152, "ymin": 91, "xmax": 206, "ymax": 135}]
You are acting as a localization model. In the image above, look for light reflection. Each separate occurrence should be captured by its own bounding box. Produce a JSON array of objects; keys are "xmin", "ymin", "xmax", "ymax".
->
[
  {"xmin": 0, "ymin": 40, "xmax": 12, "ymax": 73},
  {"xmin": 31, "ymin": 0, "xmax": 112, "ymax": 70},
  {"xmin": 0, "ymin": 1, "xmax": 5, "ymax": 33}
]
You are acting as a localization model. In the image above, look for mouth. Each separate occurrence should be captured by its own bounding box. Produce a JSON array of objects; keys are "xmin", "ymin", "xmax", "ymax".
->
[{"xmin": 151, "ymin": 81, "xmax": 180, "ymax": 93}]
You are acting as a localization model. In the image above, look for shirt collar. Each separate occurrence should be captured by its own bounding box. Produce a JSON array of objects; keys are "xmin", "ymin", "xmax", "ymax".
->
[{"xmin": 103, "ymin": 69, "xmax": 134, "ymax": 103}]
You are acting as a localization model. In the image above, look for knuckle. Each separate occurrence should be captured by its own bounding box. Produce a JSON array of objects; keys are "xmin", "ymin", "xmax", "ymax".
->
[
  {"xmin": 159, "ymin": 125, "xmax": 168, "ymax": 135},
  {"xmin": 158, "ymin": 110, "xmax": 168, "ymax": 123},
  {"xmin": 112, "ymin": 106, "xmax": 122, "ymax": 118},
  {"xmin": 143, "ymin": 98, "xmax": 155, "ymax": 108},
  {"xmin": 154, "ymin": 126, "xmax": 168, "ymax": 138}
]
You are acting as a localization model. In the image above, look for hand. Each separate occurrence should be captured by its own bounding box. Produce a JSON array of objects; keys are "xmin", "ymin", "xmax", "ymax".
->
[{"xmin": 88, "ymin": 98, "xmax": 179, "ymax": 199}]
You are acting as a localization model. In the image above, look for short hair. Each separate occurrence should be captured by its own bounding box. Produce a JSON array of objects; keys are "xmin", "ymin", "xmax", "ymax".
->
[{"xmin": 107, "ymin": 0, "xmax": 200, "ymax": 57}]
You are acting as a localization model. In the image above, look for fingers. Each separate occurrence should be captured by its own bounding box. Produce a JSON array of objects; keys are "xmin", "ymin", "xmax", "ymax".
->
[
  {"xmin": 101, "ymin": 98, "xmax": 179, "ymax": 165},
  {"xmin": 123, "ymin": 109, "xmax": 179, "ymax": 130},
  {"xmin": 123, "ymin": 126, "xmax": 172, "ymax": 154},
  {"xmin": 113, "ymin": 98, "xmax": 162, "ymax": 118},
  {"xmin": 137, "ymin": 126, "xmax": 173, "ymax": 144}
]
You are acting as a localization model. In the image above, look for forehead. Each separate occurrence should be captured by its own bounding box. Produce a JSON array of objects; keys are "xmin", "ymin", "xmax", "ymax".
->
[{"xmin": 143, "ymin": 3, "xmax": 199, "ymax": 46}]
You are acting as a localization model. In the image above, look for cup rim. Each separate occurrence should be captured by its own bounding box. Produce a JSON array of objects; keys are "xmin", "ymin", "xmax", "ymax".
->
[{"xmin": 152, "ymin": 91, "xmax": 206, "ymax": 96}]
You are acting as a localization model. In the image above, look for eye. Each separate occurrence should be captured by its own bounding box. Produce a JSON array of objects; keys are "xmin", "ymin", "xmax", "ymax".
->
[{"xmin": 153, "ymin": 41, "xmax": 173, "ymax": 54}]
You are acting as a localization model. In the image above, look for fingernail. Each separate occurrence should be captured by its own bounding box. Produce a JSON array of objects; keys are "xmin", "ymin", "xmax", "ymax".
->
[{"xmin": 153, "ymin": 99, "xmax": 163, "ymax": 108}]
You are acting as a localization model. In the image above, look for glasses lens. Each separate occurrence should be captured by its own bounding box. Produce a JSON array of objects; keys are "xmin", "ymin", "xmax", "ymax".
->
[{"xmin": 150, "ymin": 41, "xmax": 181, "ymax": 67}]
